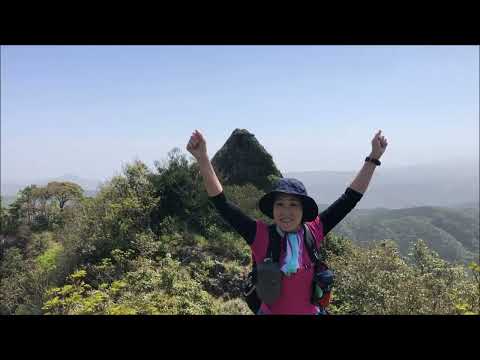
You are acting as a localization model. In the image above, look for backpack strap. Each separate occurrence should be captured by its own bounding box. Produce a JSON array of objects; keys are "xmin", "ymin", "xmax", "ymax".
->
[
  {"xmin": 303, "ymin": 224, "xmax": 333, "ymax": 308},
  {"xmin": 266, "ymin": 223, "xmax": 321, "ymax": 266},
  {"xmin": 302, "ymin": 223, "xmax": 324, "ymax": 270},
  {"xmin": 267, "ymin": 224, "xmax": 282, "ymax": 263},
  {"xmin": 265, "ymin": 223, "xmax": 324, "ymax": 267},
  {"xmin": 249, "ymin": 224, "xmax": 281, "ymax": 285}
]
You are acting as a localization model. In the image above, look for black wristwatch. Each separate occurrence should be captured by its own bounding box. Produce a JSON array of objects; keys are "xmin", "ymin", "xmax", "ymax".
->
[{"xmin": 365, "ymin": 156, "xmax": 381, "ymax": 166}]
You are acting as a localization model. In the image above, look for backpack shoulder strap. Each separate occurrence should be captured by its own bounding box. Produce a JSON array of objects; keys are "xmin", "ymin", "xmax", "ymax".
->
[
  {"xmin": 266, "ymin": 224, "xmax": 322, "ymax": 266},
  {"xmin": 267, "ymin": 224, "xmax": 282, "ymax": 263},
  {"xmin": 302, "ymin": 223, "xmax": 323, "ymax": 267}
]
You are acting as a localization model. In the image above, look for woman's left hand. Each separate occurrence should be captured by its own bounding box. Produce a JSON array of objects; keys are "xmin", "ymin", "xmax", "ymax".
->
[{"xmin": 371, "ymin": 130, "xmax": 388, "ymax": 159}]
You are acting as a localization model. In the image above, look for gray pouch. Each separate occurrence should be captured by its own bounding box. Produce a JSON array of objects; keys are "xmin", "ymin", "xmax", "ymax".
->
[{"xmin": 255, "ymin": 259, "xmax": 282, "ymax": 304}]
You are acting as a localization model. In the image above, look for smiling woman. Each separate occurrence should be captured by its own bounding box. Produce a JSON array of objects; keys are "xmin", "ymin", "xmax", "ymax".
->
[
  {"xmin": 186, "ymin": 128, "xmax": 388, "ymax": 315},
  {"xmin": 273, "ymin": 194, "xmax": 303, "ymax": 233}
]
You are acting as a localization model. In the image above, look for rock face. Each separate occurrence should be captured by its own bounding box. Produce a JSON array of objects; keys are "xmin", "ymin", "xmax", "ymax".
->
[{"xmin": 211, "ymin": 129, "xmax": 283, "ymax": 192}]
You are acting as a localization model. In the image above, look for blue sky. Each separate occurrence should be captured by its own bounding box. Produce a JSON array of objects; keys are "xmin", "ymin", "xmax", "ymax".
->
[{"xmin": 1, "ymin": 45, "xmax": 478, "ymax": 183}]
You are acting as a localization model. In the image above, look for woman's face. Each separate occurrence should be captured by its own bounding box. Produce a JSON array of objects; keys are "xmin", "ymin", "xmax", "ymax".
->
[{"xmin": 273, "ymin": 194, "xmax": 303, "ymax": 232}]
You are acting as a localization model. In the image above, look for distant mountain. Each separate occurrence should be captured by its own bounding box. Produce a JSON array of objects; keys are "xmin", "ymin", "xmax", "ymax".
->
[
  {"xmin": 1, "ymin": 182, "xmax": 28, "ymax": 198},
  {"xmin": 286, "ymin": 159, "xmax": 479, "ymax": 209},
  {"xmin": 330, "ymin": 205, "xmax": 479, "ymax": 265},
  {"xmin": 1, "ymin": 174, "xmax": 103, "ymax": 198},
  {"xmin": 449, "ymin": 201, "xmax": 480, "ymax": 209},
  {"xmin": 1, "ymin": 196, "xmax": 17, "ymax": 206}
]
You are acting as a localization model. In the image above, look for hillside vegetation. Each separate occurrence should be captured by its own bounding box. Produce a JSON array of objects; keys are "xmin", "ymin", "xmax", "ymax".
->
[{"xmin": 1, "ymin": 130, "xmax": 478, "ymax": 315}]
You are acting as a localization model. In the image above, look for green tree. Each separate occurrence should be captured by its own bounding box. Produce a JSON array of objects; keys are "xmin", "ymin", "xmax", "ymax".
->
[
  {"xmin": 46, "ymin": 181, "xmax": 84, "ymax": 210},
  {"xmin": 55, "ymin": 161, "xmax": 159, "ymax": 279},
  {"xmin": 43, "ymin": 256, "xmax": 222, "ymax": 315},
  {"xmin": 150, "ymin": 148, "xmax": 224, "ymax": 237},
  {"xmin": 325, "ymin": 236, "xmax": 479, "ymax": 315},
  {"xmin": 11, "ymin": 185, "xmax": 39, "ymax": 226},
  {"xmin": 0, "ymin": 245, "xmax": 52, "ymax": 315},
  {"xmin": 0, "ymin": 247, "xmax": 28, "ymax": 314}
]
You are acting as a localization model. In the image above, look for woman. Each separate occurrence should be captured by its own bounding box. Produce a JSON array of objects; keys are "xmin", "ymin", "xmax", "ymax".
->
[{"xmin": 186, "ymin": 129, "xmax": 388, "ymax": 315}]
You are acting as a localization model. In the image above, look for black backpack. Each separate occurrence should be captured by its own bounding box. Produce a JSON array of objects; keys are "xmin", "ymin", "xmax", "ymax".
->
[{"xmin": 243, "ymin": 223, "xmax": 330, "ymax": 314}]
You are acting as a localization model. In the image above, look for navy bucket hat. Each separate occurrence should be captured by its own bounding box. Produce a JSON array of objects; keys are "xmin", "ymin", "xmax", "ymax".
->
[{"xmin": 259, "ymin": 178, "xmax": 319, "ymax": 222}]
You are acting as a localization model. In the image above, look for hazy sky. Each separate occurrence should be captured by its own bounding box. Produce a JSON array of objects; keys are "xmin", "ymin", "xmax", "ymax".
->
[{"xmin": 1, "ymin": 45, "xmax": 479, "ymax": 183}]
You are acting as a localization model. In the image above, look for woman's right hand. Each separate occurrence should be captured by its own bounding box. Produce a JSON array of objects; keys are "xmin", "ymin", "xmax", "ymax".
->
[{"xmin": 186, "ymin": 129, "xmax": 208, "ymax": 161}]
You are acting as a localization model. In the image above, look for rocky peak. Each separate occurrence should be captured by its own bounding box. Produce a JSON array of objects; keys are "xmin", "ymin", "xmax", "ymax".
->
[{"xmin": 211, "ymin": 129, "xmax": 283, "ymax": 192}]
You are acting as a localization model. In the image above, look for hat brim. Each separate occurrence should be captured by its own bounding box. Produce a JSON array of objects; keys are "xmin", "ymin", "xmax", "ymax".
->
[{"xmin": 258, "ymin": 191, "xmax": 319, "ymax": 222}]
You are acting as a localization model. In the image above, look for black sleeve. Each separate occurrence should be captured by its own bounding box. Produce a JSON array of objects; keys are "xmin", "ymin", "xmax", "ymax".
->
[
  {"xmin": 208, "ymin": 191, "xmax": 257, "ymax": 245},
  {"xmin": 319, "ymin": 187, "xmax": 363, "ymax": 236}
]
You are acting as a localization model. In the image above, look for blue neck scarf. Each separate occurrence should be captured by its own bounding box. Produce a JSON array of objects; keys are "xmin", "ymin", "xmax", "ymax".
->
[{"xmin": 276, "ymin": 225, "xmax": 302, "ymax": 276}]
